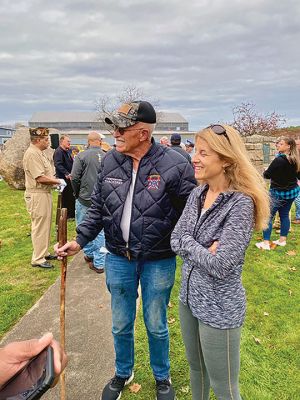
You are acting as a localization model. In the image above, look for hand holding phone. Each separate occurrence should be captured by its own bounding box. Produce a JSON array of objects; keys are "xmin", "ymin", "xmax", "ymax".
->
[
  {"xmin": 0, "ymin": 333, "xmax": 67, "ymax": 400},
  {"xmin": 0, "ymin": 346, "xmax": 54, "ymax": 400}
]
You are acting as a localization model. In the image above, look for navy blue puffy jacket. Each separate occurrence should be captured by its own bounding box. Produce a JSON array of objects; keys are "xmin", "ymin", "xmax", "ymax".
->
[{"xmin": 76, "ymin": 141, "xmax": 197, "ymax": 260}]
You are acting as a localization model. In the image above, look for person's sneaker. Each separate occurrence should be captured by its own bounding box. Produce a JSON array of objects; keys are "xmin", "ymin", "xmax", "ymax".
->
[
  {"xmin": 255, "ymin": 241, "xmax": 270, "ymax": 250},
  {"xmin": 272, "ymin": 239, "xmax": 287, "ymax": 247},
  {"xmin": 156, "ymin": 378, "xmax": 175, "ymax": 400},
  {"xmin": 101, "ymin": 373, "xmax": 134, "ymax": 400}
]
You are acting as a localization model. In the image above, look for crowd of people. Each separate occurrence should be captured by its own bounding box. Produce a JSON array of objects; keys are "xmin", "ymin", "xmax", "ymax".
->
[{"xmin": 1, "ymin": 100, "xmax": 299, "ymax": 399}]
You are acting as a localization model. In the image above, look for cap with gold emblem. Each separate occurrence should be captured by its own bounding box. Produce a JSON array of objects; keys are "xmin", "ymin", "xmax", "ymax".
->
[{"xmin": 29, "ymin": 127, "xmax": 49, "ymax": 137}]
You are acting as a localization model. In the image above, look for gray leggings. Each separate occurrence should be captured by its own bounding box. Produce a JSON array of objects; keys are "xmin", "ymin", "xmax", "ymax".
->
[{"xmin": 179, "ymin": 302, "xmax": 242, "ymax": 400}]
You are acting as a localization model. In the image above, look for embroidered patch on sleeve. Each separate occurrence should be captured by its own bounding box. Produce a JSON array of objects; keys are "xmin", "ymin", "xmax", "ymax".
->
[{"xmin": 147, "ymin": 175, "xmax": 161, "ymax": 190}]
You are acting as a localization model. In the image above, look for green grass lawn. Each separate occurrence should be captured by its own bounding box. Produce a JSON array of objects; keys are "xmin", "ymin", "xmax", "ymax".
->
[
  {"xmin": 0, "ymin": 180, "xmax": 75, "ymax": 338},
  {"xmin": 0, "ymin": 180, "xmax": 299, "ymax": 399}
]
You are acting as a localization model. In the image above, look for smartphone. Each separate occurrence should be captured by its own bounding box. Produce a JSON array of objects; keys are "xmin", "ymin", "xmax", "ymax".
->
[{"xmin": 0, "ymin": 346, "xmax": 55, "ymax": 400}]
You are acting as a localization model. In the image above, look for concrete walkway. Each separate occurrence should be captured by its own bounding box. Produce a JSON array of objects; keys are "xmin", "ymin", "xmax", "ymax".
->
[{"xmin": 1, "ymin": 252, "xmax": 115, "ymax": 400}]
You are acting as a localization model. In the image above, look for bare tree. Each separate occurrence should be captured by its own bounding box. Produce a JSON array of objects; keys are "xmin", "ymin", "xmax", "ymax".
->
[
  {"xmin": 95, "ymin": 85, "xmax": 160, "ymax": 124},
  {"xmin": 117, "ymin": 86, "xmax": 146, "ymax": 105},
  {"xmin": 231, "ymin": 101, "xmax": 285, "ymax": 137}
]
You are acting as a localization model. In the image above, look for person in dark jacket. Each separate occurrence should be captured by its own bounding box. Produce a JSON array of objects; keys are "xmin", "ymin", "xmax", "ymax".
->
[
  {"xmin": 171, "ymin": 124, "xmax": 270, "ymax": 400},
  {"xmin": 71, "ymin": 132, "xmax": 106, "ymax": 273},
  {"xmin": 256, "ymin": 137, "xmax": 300, "ymax": 250},
  {"xmin": 55, "ymin": 101, "xmax": 196, "ymax": 400},
  {"xmin": 170, "ymin": 133, "xmax": 191, "ymax": 162},
  {"xmin": 54, "ymin": 135, "xmax": 75, "ymax": 218}
]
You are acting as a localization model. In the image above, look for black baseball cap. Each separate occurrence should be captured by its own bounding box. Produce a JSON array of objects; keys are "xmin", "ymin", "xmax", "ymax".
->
[
  {"xmin": 171, "ymin": 133, "xmax": 181, "ymax": 143},
  {"xmin": 104, "ymin": 101, "xmax": 156, "ymax": 128}
]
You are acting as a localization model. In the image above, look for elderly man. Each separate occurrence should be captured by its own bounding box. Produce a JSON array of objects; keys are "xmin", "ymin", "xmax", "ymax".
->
[
  {"xmin": 54, "ymin": 135, "xmax": 75, "ymax": 219},
  {"xmin": 71, "ymin": 132, "xmax": 106, "ymax": 273},
  {"xmin": 23, "ymin": 128, "xmax": 65, "ymax": 269},
  {"xmin": 55, "ymin": 101, "xmax": 196, "ymax": 400}
]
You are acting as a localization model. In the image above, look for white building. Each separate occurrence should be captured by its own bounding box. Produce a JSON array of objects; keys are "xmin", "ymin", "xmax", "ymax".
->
[{"xmin": 29, "ymin": 111, "xmax": 196, "ymax": 145}]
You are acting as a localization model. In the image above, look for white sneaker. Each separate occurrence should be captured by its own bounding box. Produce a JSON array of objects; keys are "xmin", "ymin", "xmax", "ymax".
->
[
  {"xmin": 255, "ymin": 242, "xmax": 270, "ymax": 250},
  {"xmin": 272, "ymin": 240, "xmax": 286, "ymax": 247}
]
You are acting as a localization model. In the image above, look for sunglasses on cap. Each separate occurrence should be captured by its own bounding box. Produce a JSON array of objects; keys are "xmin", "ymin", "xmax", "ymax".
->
[{"xmin": 207, "ymin": 124, "xmax": 230, "ymax": 143}]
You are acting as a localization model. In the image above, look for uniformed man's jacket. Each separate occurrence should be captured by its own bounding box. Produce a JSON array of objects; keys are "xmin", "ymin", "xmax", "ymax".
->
[
  {"xmin": 23, "ymin": 144, "xmax": 53, "ymax": 192},
  {"xmin": 76, "ymin": 141, "xmax": 197, "ymax": 260}
]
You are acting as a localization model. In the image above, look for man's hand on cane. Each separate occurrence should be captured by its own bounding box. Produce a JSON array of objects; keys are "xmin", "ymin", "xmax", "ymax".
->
[{"xmin": 54, "ymin": 241, "xmax": 81, "ymax": 259}]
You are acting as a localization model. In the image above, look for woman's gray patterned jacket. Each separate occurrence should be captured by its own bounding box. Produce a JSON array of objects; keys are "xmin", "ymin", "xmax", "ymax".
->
[{"xmin": 170, "ymin": 184, "xmax": 254, "ymax": 329}]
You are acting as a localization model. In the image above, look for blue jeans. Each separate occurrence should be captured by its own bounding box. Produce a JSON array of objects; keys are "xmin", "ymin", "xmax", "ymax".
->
[
  {"xmin": 105, "ymin": 253, "xmax": 176, "ymax": 380},
  {"xmin": 295, "ymin": 192, "xmax": 300, "ymax": 220},
  {"xmin": 75, "ymin": 200, "xmax": 105, "ymax": 268},
  {"xmin": 263, "ymin": 194, "xmax": 295, "ymax": 240}
]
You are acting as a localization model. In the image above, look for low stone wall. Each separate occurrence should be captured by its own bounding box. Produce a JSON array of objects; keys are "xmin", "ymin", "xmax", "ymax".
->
[{"xmin": 242, "ymin": 134, "xmax": 277, "ymax": 174}]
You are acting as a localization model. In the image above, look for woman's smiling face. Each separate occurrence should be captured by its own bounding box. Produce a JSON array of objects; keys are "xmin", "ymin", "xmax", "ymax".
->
[{"xmin": 192, "ymin": 138, "xmax": 225, "ymax": 182}]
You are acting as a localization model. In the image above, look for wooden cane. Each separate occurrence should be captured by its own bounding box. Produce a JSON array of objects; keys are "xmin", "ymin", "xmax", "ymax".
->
[
  {"xmin": 56, "ymin": 193, "xmax": 62, "ymax": 242},
  {"xmin": 58, "ymin": 208, "xmax": 68, "ymax": 400}
]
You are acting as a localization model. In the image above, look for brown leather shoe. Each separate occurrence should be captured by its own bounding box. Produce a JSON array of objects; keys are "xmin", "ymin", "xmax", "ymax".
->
[
  {"xmin": 88, "ymin": 262, "xmax": 104, "ymax": 274},
  {"xmin": 292, "ymin": 219, "xmax": 300, "ymax": 224},
  {"xmin": 84, "ymin": 255, "xmax": 93, "ymax": 263}
]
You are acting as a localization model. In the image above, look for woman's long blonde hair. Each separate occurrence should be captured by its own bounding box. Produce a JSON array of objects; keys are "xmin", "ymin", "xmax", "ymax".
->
[{"xmin": 196, "ymin": 125, "xmax": 270, "ymax": 230}]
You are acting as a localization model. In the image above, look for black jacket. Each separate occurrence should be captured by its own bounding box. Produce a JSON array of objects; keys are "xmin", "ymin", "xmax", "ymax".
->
[
  {"xmin": 76, "ymin": 141, "xmax": 197, "ymax": 260},
  {"xmin": 54, "ymin": 146, "xmax": 73, "ymax": 178},
  {"xmin": 264, "ymin": 155, "xmax": 300, "ymax": 190}
]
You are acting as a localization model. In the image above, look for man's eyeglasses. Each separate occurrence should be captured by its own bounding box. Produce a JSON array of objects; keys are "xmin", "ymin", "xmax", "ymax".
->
[
  {"xmin": 115, "ymin": 127, "xmax": 143, "ymax": 135},
  {"xmin": 208, "ymin": 124, "xmax": 230, "ymax": 143}
]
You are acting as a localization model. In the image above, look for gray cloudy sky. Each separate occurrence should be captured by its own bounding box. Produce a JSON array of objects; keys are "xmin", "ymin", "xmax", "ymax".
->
[{"xmin": 1, "ymin": 0, "xmax": 300, "ymax": 130}]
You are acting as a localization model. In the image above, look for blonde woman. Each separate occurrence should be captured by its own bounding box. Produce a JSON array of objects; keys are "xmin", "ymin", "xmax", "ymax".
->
[
  {"xmin": 256, "ymin": 137, "xmax": 300, "ymax": 249},
  {"xmin": 171, "ymin": 124, "xmax": 270, "ymax": 400}
]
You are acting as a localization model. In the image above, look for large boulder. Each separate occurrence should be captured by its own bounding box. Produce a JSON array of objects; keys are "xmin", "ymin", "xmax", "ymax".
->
[
  {"xmin": 0, "ymin": 127, "xmax": 30, "ymax": 189},
  {"xmin": 0, "ymin": 127, "xmax": 59, "ymax": 189}
]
